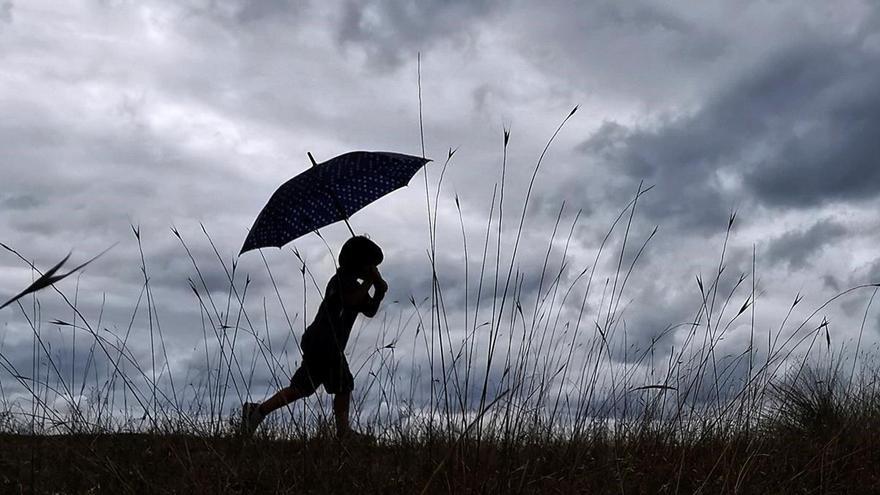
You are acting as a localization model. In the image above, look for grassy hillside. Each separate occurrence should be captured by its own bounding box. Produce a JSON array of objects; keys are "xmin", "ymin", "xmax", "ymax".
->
[{"xmin": 2, "ymin": 408, "xmax": 879, "ymax": 495}]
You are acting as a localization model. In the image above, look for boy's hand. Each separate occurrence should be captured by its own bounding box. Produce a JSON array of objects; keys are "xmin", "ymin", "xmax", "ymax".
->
[
  {"xmin": 369, "ymin": 266, "xmax": 388, "ymax": 294},
  {"xmin": 352, "ymin": 266, "xmax": 387, "ymax": 318}
]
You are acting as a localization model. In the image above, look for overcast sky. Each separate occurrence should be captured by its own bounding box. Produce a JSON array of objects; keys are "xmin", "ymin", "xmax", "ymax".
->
[{"xmin": 2, "ymin": 0, "xmax": 880, "ymax": 422}]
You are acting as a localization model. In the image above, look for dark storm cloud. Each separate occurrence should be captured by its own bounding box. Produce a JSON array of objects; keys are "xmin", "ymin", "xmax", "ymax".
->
[
  {"xmin": 336, "ymin": 0, "xmax": 500, "ymax": 69},
  {"xmin": 577, "ymin": 117, "xmax": 735, "ymax": 231},
  {"xmin": 577, "ymin": 32, "xmax": 880, "ymax": 227},
  {"xmin": 743, "ymin": 48, "xmax": 880, "ymax": 206},
  {"xmin": 765, "ymin": 219, "xmax": 847, "ymax": 270}
]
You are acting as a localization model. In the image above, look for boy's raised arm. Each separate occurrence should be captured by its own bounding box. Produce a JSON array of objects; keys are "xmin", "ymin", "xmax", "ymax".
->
[
  {"xmin": 360, "ymin": 271, "xmax": 386, "ymax": 318},
  {"xmin": 339, "ymin": 269, "xmax": 387, "ymax": 317}
]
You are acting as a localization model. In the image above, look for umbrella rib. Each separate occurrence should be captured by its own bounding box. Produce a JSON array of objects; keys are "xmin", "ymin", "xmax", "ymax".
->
[{"xmin": 316, "ymin": 181, "xmax": 353, "ymax": 229}]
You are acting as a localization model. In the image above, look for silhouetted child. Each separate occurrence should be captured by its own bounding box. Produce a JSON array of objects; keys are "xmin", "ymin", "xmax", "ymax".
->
[{"xmin": 241, "ymin": 236, "xmax": 387, "ymax": 438}]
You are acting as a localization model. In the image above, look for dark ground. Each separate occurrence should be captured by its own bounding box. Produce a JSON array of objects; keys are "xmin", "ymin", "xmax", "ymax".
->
[{"xmin": 1, "ymin": 426, "xmax": 878, "ymax": 494}]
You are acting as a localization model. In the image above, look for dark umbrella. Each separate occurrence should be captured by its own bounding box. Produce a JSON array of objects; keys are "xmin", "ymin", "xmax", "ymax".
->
[{"xmin": 240, "ymin": 151, "xmax": 430, "ymax": 254}]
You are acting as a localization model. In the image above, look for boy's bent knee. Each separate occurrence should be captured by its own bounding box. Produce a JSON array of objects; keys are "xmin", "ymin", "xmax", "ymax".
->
[{"xmin": 283, "ymin": 385, "xmax": 312, "ymax": 401}]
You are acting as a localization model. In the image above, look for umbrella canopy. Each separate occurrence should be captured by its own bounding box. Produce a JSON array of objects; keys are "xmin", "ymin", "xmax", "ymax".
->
[{"xmin": 240, "ymin": 151, "xmax": 430, "ymax": 254}]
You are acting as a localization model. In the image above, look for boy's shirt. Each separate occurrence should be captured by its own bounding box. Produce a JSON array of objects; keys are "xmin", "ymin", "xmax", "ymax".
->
[{"xmin": 301, "ymin": 272, "xmax": 361, "ymax": 355}]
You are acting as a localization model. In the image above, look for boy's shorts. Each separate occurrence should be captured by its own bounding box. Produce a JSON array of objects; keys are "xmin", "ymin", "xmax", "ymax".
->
[{"xmin": 290, "ymin": 347, "xmax": 354, "ymax": 395}]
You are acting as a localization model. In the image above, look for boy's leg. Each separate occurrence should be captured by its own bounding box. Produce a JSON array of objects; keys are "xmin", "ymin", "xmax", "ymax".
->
[
  {"xmin": 258, "ymin": 356, "xmax": 320, "ymax": 416},
  {"xmin": 327, "ymin": 353, "xmax": 355, "ymax": 437},
  {"xmin": 241, "ymin": 358, "xmax": 318, "ymax": 437},
  {"xmin": 242, "ymin": 386, "xmax": 306, "ymax": 437},
  {"xmin": 259, "ymin": 385, "xmax": 308, "ymax": 415},
  {"xmin": 333, "ymin": 391, "xmax": 351, "ymax": 436}
]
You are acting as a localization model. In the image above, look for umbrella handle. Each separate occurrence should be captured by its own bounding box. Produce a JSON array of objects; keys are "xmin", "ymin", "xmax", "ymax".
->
[{"xmin": 342, "ymin": 217, "xmax": 356, "ymax": 237}]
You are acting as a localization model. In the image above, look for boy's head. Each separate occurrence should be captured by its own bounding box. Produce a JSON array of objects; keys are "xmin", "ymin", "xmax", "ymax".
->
[{"xmin": 338, "ymin": 235, "xmax": 383, "ymax": 274}]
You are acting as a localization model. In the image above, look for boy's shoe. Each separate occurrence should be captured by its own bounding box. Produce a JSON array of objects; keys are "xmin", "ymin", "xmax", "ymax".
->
[{"xmin": 240, "ymin": 402, "xmax": 265, "ymax": 437}]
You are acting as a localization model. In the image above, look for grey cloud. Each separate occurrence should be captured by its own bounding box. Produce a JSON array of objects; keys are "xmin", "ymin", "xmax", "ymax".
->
[
  {"xmin": 823, "ymin": 274, "xmax": 841, "ymax": 292},
  {"xmin": 505, "ymin": 0, "xmax": 729, "ymax": 107},
  {"xmin": 576, "ymin": 118, "xmax": 737, "ymax": 231},
  {"xmin": 859, "ymin": 258, "xmax": 880, "ymax": 286},
  {"xmin": 742, "ymin": 48, "xmax": 880, "ymax": 206},
  {"xmin": 177, "ymin": 0, "xmax": 306, "ymax": 27},
  {"xmin": 0, "ymin": 2, "xmax": 11, "ymax": 24},
  {"xmin": 764, "ymin": 219, "xmax": 847, "ymax": 270},
  {"xmin": 228, "ymin": 1, "xmax": 299, "ymax": 25},
  {"xmin": 472, "ymin": 84, "xmax": 498, "ymax": 114},
  {"xmin": 576, "ymin": 35, "xmax": 880, "ymax": 229},
  {"xmin": 580, "ymin": 1, "xmax": 692, "ymax": 33},
  {"xmin": 611, "ymin": 277, "xmax": 700, "ymax": 355},
  {"xmin": 566, "ymin": 0, "xmax": 725, "ymax": 62},
  {"xmin": 336, "ymin": 0, "xmax": 500, "ymax": 70},
  {"xmin": 1, "ymin": 195, "xmax": 39, "ymax": 210}
]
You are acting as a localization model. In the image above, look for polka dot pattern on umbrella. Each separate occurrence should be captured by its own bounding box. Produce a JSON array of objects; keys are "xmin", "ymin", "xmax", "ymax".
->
[{"xmin": 240, "ymin": 151, "xmax": 431, "ymax": 254}]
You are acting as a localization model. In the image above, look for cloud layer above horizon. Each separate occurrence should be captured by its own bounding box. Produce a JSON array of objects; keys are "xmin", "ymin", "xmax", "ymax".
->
[{"xmin": 2, "ymin": 0, "xmax": 880, "ymax": 414}]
